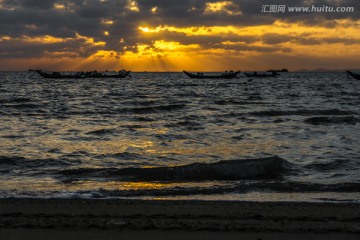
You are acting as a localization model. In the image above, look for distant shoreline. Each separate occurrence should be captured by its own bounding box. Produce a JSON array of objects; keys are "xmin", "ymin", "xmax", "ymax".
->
[{"xmin": 1, "ymin": 70, "xmax": 360, "ymax": 73}]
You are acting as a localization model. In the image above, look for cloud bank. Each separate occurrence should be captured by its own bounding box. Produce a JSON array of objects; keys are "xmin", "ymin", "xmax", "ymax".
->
[{"xmin": 0, "ymin": 0, "xmax": 359, "ymax": 71}]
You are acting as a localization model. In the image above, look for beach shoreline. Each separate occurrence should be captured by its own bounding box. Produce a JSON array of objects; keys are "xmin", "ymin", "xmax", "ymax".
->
[{"xmin": 0, "ymin": 199, "xmax": 359, "ymax": 239}]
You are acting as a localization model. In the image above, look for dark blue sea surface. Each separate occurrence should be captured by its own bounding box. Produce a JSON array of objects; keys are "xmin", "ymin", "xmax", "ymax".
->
[{"xmin": 0, "ymin": 71, "xmax": 359, "ymax": 202}]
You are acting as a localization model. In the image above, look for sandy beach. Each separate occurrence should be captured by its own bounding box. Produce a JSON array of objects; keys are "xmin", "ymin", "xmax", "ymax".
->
[{"xmin": 0, "ymin": 199, "xmax": 359, "ymax": 239}]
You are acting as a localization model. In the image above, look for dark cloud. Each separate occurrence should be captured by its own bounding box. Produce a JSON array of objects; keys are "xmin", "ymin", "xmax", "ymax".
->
[
  {"xmin": 262, "ymin": 33, "xmax": 293, "ymax": 45},
  {"xmin": 0, "ymin": 34, "xmax": 103, "ymax": 58},
  {"xmin": 262, "ymin": 33, "xmax": 360, "ymax": 45},
  {"xmin": 3, "ymin": 0, "xmax": 58, "ymax": 9},
  {"xmin": 0, "ymin": 0, "xmax": 359, "ymax": 66},
  {"xmin": 215, "ymin": 43, "xmax": 292, "ymax": 53}
]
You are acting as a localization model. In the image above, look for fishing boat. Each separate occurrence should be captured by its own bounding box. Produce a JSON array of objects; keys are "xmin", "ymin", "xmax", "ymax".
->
[
  {"xmin": 266, "ymin": 68, "xmax": 288, "ymax": 72},
  {"xmin": 346, "ymin": 71, "xmax": 360, "ymax": 80},
  {"xmin": 244, "ymin": 71, "xmax": 280, "ymax": 78},
  {"xmin": 183, "ymin": 71, "xmax": 240, "ymax": 79},
  {"xmin": 29, "ymin": 69, "xmax": 131, "ymax": 79},
  {"xmin": 29, "ymin": 69, "xmax": 86, "ymax": 79},
  {"xmin": 85, "ymin": 70, "xmax": 131, "ymax": 78}
]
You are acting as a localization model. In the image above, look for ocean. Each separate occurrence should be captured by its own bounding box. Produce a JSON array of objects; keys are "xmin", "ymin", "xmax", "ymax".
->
[{"xmin": 0, "ymin": 71, "xmax": 359, "ymax": 202}]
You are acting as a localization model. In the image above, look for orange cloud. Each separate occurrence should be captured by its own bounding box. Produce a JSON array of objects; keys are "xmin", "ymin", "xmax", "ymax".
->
[
  {"xmin": 1, "ymin": 16, "xmax": 359, "ymax": 72},
  {"xmin": 204, "ymin": 1, "xmax": 242, "ymax": 15},
  {"xmin": 75, "ymin": 33, "xmax": 106, "ymax": 47}
]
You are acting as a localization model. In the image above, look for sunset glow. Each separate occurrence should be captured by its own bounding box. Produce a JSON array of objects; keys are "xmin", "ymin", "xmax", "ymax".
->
[{"xmin": 0, "ymin": 1, "xmax": 359, "ymax": 71}]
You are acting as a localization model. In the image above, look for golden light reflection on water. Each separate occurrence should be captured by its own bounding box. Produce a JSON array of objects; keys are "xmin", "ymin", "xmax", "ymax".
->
[
  {"xmin": 136, "ymin": 127, "xmax": 168, "ymax": 134},
  {"xmin": 52, "ymin": 139, "xmax": 154, "ymax": 155},
  {"xmin": 4, "ymin": 177, "xmax": 359, "ymax": 202},
  {"xmin": 0, "ymin": 116, "xmax": 317, "ymax": 162},
  {"xmin": 121, "ymin": 182, "xmax": 170, "ymax": 190},
  {"xmin": 76, "ymin": 180, "xmax": 225, "ymax": 190},
  {"xmin": 0, "ymin": 178, "xmax": 221, "ymax": 192}
]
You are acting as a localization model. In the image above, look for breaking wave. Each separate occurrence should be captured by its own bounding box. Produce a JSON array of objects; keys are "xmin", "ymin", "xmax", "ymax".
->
[
  {"xmin": 57, "ymin": 156, "xmax": 292, "ymax": 182},
  {"xmin": 75, "ymin": 182, "xmax": 360, "ymax": 198}
]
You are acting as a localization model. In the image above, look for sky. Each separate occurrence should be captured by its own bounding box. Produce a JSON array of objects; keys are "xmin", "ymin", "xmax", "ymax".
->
[{"xmin": 0, "ymin": 0, "xmax": 359, "ymax": 71}]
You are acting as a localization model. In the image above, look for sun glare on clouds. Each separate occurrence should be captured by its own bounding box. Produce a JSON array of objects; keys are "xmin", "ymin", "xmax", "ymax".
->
[
  {"xmin": 126, "ymin": 0, "xmax": 139, "ymax": 12},
  {"xmin": 151, "ymin": 6, "xmax": 158, "ymax": 14},
  {"xmin": 1, "ymin": 0, "xmax": 359, "ymax": 71},
  {"xmin": 204, "ymin": 1, "xmax": 242, "ymax": 15},
  {"xmin": 133, "ymin": 19, "xmax": 360, "ymax": 71}
]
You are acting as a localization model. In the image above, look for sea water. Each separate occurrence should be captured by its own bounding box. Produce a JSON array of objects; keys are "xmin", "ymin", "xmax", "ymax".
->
[{"xmin": 0, "ymin": 72, "xmax": 359, "ymax": 202}]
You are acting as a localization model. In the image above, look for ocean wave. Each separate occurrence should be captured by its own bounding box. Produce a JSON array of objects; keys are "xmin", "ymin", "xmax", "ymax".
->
[
  {"xmin": 2, "ymin": 103, "xmax": 41, "ymax": 109},
  {"xmin": 164, "ymin": 120, "xmax": 204, "ymax": 130},
  {"xmin": 132, "ymin": 117, "xmax": 156, "ymax": 122},
  {"xmin": 0, "ymin": 156, "xmax": 73, "ymax": 169},
  {"xmin": 86, "ymin": 128, "xmax": 117, "ymax": 135},
  {"xmin": 154, "ymin": 133, "xmax": 188, "ymax": 140},
  {"xmin": 57, "ymin": 156, "xmax": 292, "ymax": 182},
  {"xmin": 214, "ymin": 100, "xmax": 267, "ymax": 105},
  {"xmin": 0, "ymin": 97, "xmax": 32, "ymax": 104},
  {"xmin": 250, "ymin": 109, "xmax": 352, "ymax": 117},
  {"xmin": 1, "ymin": 135, "xmax": 26, "ymax": 139},
  {"xmin": 304, "ymin": 159, "xmax": 354, "ymax": 171},
  {"xmin": 98, "ymin": 152, "xmax": 148, "ymax": 161},
  {"xmin": 304, "ymin": 116, "xmax": 359, "ymax": 125},
  {"xmin": 125, "ymin": 104, "xmax": 186, "ymax": 114},
  {"xmin": 56, "ymin": 182, "xmax": 360, "ymax": 198}
]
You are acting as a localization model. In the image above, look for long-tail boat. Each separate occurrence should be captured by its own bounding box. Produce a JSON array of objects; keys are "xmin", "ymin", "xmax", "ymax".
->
[
  {"xmin": 29, "ymin": 69, "xmax": 86, "ymax": 79},
  {"xmin": 183, "ymin": 71, "xmax": 240, "ymax": 79},
  {"xmin": 266, "ymin": 69, "xmax": 288, "ymax": 72},
  {"xmin": 85, "ymin": 70, "xmax": 131, "ymax": 78},
  {"xmin": 346, "ymin": 71, "xmax": 360, "ymax": 80},
  {"xmin": 29, "ymin": 69, "xmax": 131, "ymax": 79},
  {"xmin": 244, "ymin": 71, "xmax": 280, "ymax": 78}
]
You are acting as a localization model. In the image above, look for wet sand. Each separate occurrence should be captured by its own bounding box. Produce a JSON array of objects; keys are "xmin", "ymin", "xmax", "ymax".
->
[{"xmin": 0, "ymin": 199, "xmax": 359, "ymax": 239}]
